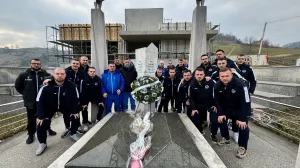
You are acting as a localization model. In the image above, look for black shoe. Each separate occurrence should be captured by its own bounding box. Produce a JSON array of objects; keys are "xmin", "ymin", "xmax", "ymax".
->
[
  {"xmin": 48, "ymin": 129, "xmax": 57, "ymax": 136},
  {"xmin": 202, "ymin": 122, "xmax": 208, "ymax": 128},
  {"xmin": 88, "ymin": 121, "xmax": 93, "ymax": 125},
  {"xmin": 26, "ymin": 136, "xmax": 34, "ymax": 144},
  {"xmin": 211, "ymin": 134, "xmax": 218, "ymax": 144}
]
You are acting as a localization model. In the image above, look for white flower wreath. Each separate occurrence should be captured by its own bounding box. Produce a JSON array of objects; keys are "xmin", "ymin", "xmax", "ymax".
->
[{"xmin": 131, "ymin": 76, "xmax": 163, "ymax": 104}]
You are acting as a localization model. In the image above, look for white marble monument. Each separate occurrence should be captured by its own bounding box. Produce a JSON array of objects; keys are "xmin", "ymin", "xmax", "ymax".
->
[{"xmin": 135, "ymin": 43, "xmax": 158, "ymax": 111}]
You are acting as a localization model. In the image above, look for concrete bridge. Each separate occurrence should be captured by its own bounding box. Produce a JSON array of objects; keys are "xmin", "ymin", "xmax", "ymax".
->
[{"xmin": 0, "ymin": 66, "xmax": 299, "ymax": 168}]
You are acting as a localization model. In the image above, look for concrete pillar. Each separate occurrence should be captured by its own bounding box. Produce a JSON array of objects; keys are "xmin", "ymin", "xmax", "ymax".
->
[
  {"xmin": 90, "ymin": 4, "xmax": 108, "ymax": 122},
  {"xmin": 189, "ymin": 6, "xmax": 207, "ymax": 71},
  {"xmin": 296, "ymin": 144, "xmax": 300, "ymax": 168}
]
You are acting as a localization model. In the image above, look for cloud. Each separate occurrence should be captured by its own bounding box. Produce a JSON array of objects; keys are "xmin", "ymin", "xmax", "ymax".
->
[{"xmin": 0, "ymin": 0, "xmax": 299, "ymax": 48}]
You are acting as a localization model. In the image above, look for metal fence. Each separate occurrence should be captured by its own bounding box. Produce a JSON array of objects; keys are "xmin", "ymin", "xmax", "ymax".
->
[
  {"xmin": 0, "ymin": 100, "xmax": 26, "ymax": 140},
  {"xmin": 251, "ymin": 96, "xmax": 300, "ymax": 143}
]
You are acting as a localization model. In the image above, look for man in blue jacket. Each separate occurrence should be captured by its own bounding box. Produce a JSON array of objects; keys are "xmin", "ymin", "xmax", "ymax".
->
[
  {"xmin": 157, "ymin": 61, "xmax": 167, "ymax": 77},
  {"xmin": 35, "ymin": 68, "xmax": 80, "ymax": 156},
  {"xmin": 102, "ymin": 63, "xmax": 125, "ymax": 114}
]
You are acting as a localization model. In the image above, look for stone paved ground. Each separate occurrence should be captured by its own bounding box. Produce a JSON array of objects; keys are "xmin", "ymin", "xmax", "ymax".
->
[{"xmin": 0, "ymin": 111, "xmax": 298, "ymax": 168}]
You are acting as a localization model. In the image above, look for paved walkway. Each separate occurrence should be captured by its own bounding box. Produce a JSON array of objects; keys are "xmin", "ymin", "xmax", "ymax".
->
[{"xmin": 0, "ymin": 113, "xmax": 298, "ymax": 168}]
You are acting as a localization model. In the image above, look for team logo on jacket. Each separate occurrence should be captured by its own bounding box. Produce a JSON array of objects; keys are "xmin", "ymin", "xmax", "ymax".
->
[
  {"xmin": 209, "ymin": 68, "xmax": 212, "ymax": 71},
  {"xmin": 242, "ymin": 70, "xmax": 247, "ymax": 73},
  {"xmin": 95, "ymin": 82, "xmax": 98, "ymax": 86},
  {"xmin": 205, "ymin": 85, "xmax": 209, "ymax": 89},
  {"xmin": 63, "ymin": 92, "xmax": 65, "ymax": 96},
  {"xmin": 231, "ymin": 89, "xmax": 236, "ymax": 93}
]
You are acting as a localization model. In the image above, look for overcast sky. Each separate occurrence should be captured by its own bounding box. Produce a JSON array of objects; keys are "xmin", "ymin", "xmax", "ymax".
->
[{"xmin": 0, "ymin": 0, "xmax": 299, "ymax": 48}]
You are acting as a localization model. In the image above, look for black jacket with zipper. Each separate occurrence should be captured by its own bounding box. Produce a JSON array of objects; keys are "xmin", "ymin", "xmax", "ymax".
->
[
  {"xmin": 80, "ymin": 75, "xmax": 103, "ymax": 105},
  {"xmin": 162, "ymin": 77, "xmax": 180, "ymax": 98},
  {"xmin": 15, "ymin": 68, "xmax": 51, "ymax": 109},
  {"xmin": 36, "ymin": 80, "xmax": 79, "ymax": 119}
]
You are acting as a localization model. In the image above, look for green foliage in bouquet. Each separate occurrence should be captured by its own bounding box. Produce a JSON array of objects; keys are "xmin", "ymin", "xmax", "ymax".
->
[{"xmin": 131, "ymin": 76, "xmax": 163, "ymax": 104}]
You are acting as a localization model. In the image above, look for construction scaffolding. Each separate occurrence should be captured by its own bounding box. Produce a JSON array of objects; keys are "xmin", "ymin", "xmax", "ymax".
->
[{"xmin": 46, "ymin": 23, "xmax": 124, "ymax": 65}]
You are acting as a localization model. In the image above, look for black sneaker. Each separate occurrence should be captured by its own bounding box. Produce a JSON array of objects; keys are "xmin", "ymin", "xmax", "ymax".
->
[
  {"xmin": 61, "ymin": 129, "xmax": 71, "ymax": 138},
  {"xmin": 211, "ymin": 134, "xmax": 218, "ymax": 144},
  {"xmin": 88, "ymin": 121, "xmax": 93, "ymax": 125},
  {"xmin": 200, "ymin": 131, "xmax": 205, "ymax": 135},
  {"xmin": 48, "ymin": 129, "xmax": 57, "ymax": 136},
  {"xmin": 26, "ymin": 136, "xmax": 34, "ymax": 144}
]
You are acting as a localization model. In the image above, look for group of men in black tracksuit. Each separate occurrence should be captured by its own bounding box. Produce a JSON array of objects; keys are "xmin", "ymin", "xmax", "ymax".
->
[
  {"xmin": 15, "ymin": 56, "xmax": 105, "ymax": 156},
  {"xmin": 155, "ymin": 49, "xmax": 256, "ymax": 159}
]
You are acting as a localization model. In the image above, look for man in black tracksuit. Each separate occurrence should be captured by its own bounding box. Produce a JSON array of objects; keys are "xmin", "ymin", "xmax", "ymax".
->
[
  {"xmin": 237, "ymin": 54, "xmax": 257, "ymax": 94},
  {"xmin": 35, "ymin": 68, "xmax": 80, "ymax": 156},
  {"xmin": 211, "ymin": 58, "xmax": 245, "ymax": 82},
  {"xmin": 177, "ymin": 70, "xmax": 192, "ymax": 113},
  {"xmin": 158, "ymin": 67, "xmax": 180, "ymax": 112},
  {"xmin": 155, "ymin": 68, "xmax": 164, "ymax": 110},
  {"xmin": 175, "ymin": 58, "xmax": 188, "ymax": 79},
  {"xmin": 189, "ymin": 68, "xmax": 217, "ymax": 136},
  {"xmin": 65, "ymin": 58, "xmax": 85, "ymax": 90},
  {"xmin": 64, "ymin": 58, "xmax": 86, "ymax": 134},
  {"xmin": 214, "ymin": 67, "xmax": 250, "ymax": 159},
  {"xmin": 193, "ymin": 54, "xmax": 217, "ymax": 77},
  {"xmin": 80, "ymin": 67, "xmax": 104, "ymax": 128},
  {"xmin": 120, "ymin": 58, "xmax": 138, "ymax": 112},
  {"xmin": 212, "ymin": 49, "xmax": 239, "ymax": 70},
  {"xmin": 79, "ymin": 56, "xmax": 90, "ymax": 77},
  {"xmin": 15, "ymin": 58, "xmax": 56, "ymax": 144}
]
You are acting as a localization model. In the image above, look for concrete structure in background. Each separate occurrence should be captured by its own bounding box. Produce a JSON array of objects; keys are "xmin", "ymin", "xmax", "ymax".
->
[
  {"xmin": 296, "ymin": 145, "xmax": 300, "ymax": 168},
  {"xmin": 227, "ymin": 55, "xmax": 268, "ymax": 66},
  {"xmin": 189, "ymin": 2, "xmax": 207, "ymax": 71},
  {"xmin": 90, "ymin": 0, "xmax": 108, "ymax": 122},
  {"xmin": 296, "ymin": 58, "xmax": 300, "ymax": 66},
  {"xmin": 253, "ymin": 66, "xmax": 300, "ymax": 84}
]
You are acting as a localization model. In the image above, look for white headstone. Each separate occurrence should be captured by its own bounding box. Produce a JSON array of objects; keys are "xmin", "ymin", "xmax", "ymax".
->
[
  {"xmin": 135, "ymin": 43, "xmax": 158, "ymax": 112},
  {"xmin": 135, "ymin": 43, "xmax": 158, "ymax": 77}
]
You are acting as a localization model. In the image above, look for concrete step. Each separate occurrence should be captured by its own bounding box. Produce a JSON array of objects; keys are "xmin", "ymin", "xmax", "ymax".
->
[
  {"xmin": 0, "ymin": 113, "xmax": 26, "ymax": 127},
  {"xmin": 251, "ymin": 95, "xmax": 300, "ymax": 110},
  {"xmin": 251, "ymin": 103, "xmax": 267, "ymax": 109},
  {"xmin": 256, "ymin": 81, "xmax": 300, "ymax": 97},
  {"xmin": 254, "ymin": 90, "xmax": 293, "ymax": 98}
]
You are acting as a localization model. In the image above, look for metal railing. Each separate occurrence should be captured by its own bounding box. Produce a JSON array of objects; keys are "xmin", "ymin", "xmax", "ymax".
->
[
  {"xmin": 251, "ymin": 96, "xmax": 300, "ymax": 143},
  {"xmin": 0, "ymin": 100, "xmax": 26, "ymax": 140}
]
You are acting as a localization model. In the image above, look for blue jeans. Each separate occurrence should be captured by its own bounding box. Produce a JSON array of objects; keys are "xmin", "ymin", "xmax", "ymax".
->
[
  {"xmin": 105, "ymin": 94, "xmax": 122, "ymax": 114},
  {"xmin": 123, "ymin": 92, "xmax": 136, "ymax": 111}
]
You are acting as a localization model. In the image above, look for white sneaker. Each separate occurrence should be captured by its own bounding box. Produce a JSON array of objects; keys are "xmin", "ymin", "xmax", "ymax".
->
[
  {"xmin": 70, "ymin": 134, "xmax": 80, "ymax": 142},
  {"xmin": 36, "ymin": 143, "xmax": 47, "ymax": 156},
  {"xmin": 95, "ymin": 120, "xmax": 99, "ymax": 124},
  {"xmin": 83, "ymin": 124, "xmax": 89, "ymax": 132},
  {"xmin": 233, "ymin": 132, "xmax": 239, "ymax": 143}
]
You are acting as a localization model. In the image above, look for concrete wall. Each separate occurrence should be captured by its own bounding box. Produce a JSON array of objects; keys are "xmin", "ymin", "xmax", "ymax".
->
[
  {"xmin": 253, "ymin": 66, "xmax": 300, "ymax": 83},
  {"xmin": 125, "ymin": 8, "xmax": 163, "ymax": 31},
  {"xmin": 0, "ymin": 66, "xmax": 53, "ymax": 84}
]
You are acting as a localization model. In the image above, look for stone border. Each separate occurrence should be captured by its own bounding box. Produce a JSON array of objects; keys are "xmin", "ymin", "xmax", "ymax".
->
[
  {"xmin": 48, "ymin": 113, "xmax": 114, "ymax": 168},
  {"xmin": 179, "ymin": 113, "xmax": 227, "ymax": 168}
]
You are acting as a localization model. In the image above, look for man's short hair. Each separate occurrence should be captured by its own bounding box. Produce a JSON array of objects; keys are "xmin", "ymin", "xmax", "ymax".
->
[
  {"xmin": 168, "ymin": 60, "xmax": 172, "ymax": 62},
  {"xmin": 217, "ymin": 58, "xmax": 227, "ymax": 62},
  {"xmin": 124, "ymin": 57, "xmax": 130, "ymax": 61},
  {"xmin": 195, "ymin": 68, "xmax": 205, "ymax": 73},
  {"xmin": 157, "ymin": 68, "xmax": 163, "ymax": 71},
  {"xmin": 80, "ymin": 56, "xmax": 88, "ymax": 60},
  {"xmin": 238, "ymin": 54, "xmax": 245, "ymax": 57},
  {"xmin": 216, "ymin": 49, "xmax": 225, "ymax": 53},
  {"xmin": 72, "ymin": 58, "xmax": 80, "ymax": 62},
  {"xmin": 178, "ymin": 58, "xmax": 183, "ymax": 62},
  {"xmin": 219, "ymin": 67, "xmax": 231, "ymax": 73},
  {"xmin": 169, "ymin": 67, "xmax": 175, "ymax": 71},
  {"xmin": 183, "ymin": 70, "xmax": 191, "ymax": 74},
  {"xmin": 30, "ymin": 58, "xmax": 40, "ymax": 63},
  {"xmin": 88, "ymin": 66, "xmax": 96, "ymax": 70},
  {"xmin": 54, "ymin": 67, "xmax": 65, "ymax": 73},
  {"xmin": 201, "ymin": 54, "xmax": 208, "ymax": 58}
]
